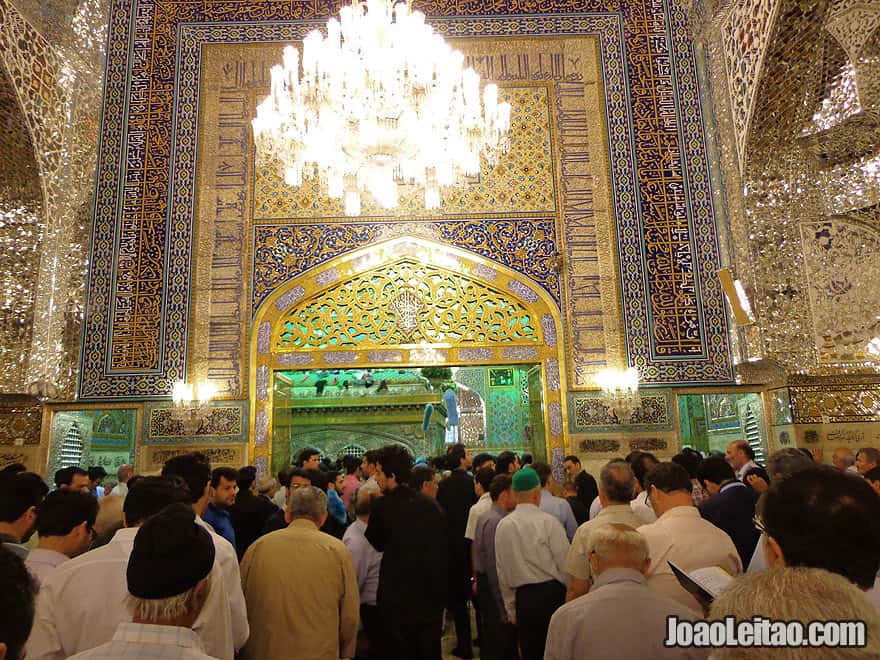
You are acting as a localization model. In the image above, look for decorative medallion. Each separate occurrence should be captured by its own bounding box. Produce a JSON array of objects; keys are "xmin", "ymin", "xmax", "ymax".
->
[{"xmin": 388, "ymin": 287, "xmax": 425, "ymax": 338}]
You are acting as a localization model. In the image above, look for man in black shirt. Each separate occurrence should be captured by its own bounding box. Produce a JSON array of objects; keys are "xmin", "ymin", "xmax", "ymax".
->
[
  {"xmin": 229, "ymin": 466, "xmax": 278, "ymax": 559},
  {"xmin": 366, "ymin": 445, "xmax": 448, "ymax": 660},
  {"xmin": 437, "ymin": 443, "xmax": 478, "ymax": 658},
  {"xmin": 562, "ymin": 455, "xmax": 599, "ymax": 513}
]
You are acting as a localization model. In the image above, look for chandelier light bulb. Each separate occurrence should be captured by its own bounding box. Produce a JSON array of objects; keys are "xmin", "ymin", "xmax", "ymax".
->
[
  {"xmin": 594, "ymin": 367, "xmax": 641, "ymax": 424},
  {"xmin": 594, "ymin": 367, "xmax": 640, "ymax": 393},
  {"xmin": 252, "ymin": 0, "xmax": 511, "ymax": 216},
  {"xmin": 172, "ymin": 380, "xmax": 193, "ymax": 404}
]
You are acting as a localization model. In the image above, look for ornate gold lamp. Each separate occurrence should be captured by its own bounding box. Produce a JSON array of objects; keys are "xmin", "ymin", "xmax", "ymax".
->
[
  {"xmin": 171, "ymin": 380, "xmax": 217, "ymax": 436},
  {"xmin": 252, "ymin": 0, "xmax": 511, "ymax": 216}
]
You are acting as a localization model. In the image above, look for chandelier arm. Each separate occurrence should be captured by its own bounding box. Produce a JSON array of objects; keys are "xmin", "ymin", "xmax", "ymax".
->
[{"xmin": 252, "ymin": 0, "xmax": 511, "ymax": 216}]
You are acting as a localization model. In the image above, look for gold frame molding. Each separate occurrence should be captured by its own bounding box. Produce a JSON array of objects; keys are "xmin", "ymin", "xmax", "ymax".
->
[
  {"xmin": 39, "ymin": 402, "xmax": 144, "ymax": 476},
  {"xmin": 249, "ymin": 236, "xmax": 569, "ymax": 470}
]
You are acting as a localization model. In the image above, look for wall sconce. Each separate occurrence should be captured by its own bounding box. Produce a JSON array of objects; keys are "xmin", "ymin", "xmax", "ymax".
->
[
  {"xmin": 594, "ymin": 367, "xmax": 641, "ymax": 424},
  {"xmin": 171, "ymin": 380, "xmax": 217, "ymax": 436},
  {"xmin": 718, "ymin": 268, "xmax": 755, "ymax": 325}
]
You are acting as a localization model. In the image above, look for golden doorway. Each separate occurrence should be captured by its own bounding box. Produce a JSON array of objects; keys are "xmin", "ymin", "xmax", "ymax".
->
[{"xmin": 250, "ymin": 237, "xmax": 568, "ymax": 474}]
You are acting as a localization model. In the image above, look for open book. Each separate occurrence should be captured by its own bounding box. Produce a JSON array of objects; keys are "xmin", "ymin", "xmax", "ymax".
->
[{"xmin": 668, "ymin": 561, "xmax": 734, "ymax": 611}]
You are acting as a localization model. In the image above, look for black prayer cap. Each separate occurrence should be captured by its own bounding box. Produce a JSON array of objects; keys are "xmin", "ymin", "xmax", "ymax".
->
[{"xmin": 126, "ymin": 503, "xmax": 214, "ymax": 599}]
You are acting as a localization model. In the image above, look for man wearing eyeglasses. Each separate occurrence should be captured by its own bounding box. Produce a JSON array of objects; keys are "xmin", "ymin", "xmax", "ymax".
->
[
  {"xmin": 755, "ymin": 465, "xmax": 880, "ymax": 605},
  {"xmin": 25, "ymin": 491, "xmax": 98, "ymax": 587},
  {"xmin": 637, "ymin": 462, "xmax": 742, "ymax": 613}
]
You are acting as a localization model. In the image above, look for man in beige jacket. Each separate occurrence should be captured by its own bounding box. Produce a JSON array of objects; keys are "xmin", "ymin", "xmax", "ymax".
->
[{"xmin": 240, "ymin": 485, "xmax": 359, "ymax": 660}]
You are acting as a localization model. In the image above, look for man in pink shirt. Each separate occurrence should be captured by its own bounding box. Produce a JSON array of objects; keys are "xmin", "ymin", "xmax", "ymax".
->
[{"xmin": 340, "ymin": 455, "xmax": 362, "ymax": 510}]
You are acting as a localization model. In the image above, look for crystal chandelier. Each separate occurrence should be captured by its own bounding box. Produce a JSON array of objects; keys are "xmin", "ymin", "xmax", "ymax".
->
[
  {"xmin": 594, "ymin": 367, "xmax": 641, "ymax": 424},
  {"xmin": 171, "ymin": 380, "xmax": 217, "ymax": 436},
  {"xmin": 252, "ymin": 0, "xmax": 512, "ymax": 216}
]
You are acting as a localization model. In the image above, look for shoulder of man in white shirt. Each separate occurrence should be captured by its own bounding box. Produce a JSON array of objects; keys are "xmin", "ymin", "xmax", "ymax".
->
[{"xmin": 636, "ymin": 524, "xmax": 675, "ymax": 574}]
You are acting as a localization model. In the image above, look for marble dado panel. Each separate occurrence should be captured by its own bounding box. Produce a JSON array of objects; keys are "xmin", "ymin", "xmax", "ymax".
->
[
  {"xmin": 0, "ymin": 445, "xmax": 41, "ymax": 471},
  {"xmin": 79, "ymin": 0, "xmax": 731, "ymax": 399},
  {"xmin": 574, "ymin": 434, "xmax": 672, "ymax": 455},
  {"xmin": 140, "ymin": 444, "xmax": 246, "ymax": 473}
]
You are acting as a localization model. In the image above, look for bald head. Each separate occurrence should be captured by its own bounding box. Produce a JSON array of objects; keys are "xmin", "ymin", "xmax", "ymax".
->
[
  {"xmin": 598, "ymin": 460, "xmax": 636, "ymax": 505},
  {"xmin": 587, "ymin": 523, "xmax": 650, "ymax": 575},
  {"xmin": 726, "ymin": 440, "xmax": 753, "ymax": 471}
]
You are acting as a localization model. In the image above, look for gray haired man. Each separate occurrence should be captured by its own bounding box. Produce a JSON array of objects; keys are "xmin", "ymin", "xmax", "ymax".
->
[
  {"xmin": 546, "ymin": 524, "xmax": 707, "ymax": 660},
  {"xmin": 240, "ymin": 486, "xmax": 359, "ymax": 660},
  {"xmin": 564, "ymin": 460, "xmax": 644, "ymax": 601}
]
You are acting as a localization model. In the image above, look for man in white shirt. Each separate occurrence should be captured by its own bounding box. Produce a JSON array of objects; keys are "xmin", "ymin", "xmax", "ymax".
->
[
  {"xmin": 67, "ymin": 504, "xmax": 217, "ymax": 659},
  {"xmin": 342, "ymin": 490, "xmax": 383, "ymax": 658},
  {"xmin": 565, "ymin": 460, "xmax": 645, "ymax": 601},
  {"xmin": 630, "ymin": 453, "xmax": 658, "ymax": 525},
  {"xmin": 357, "ymin": 449, "xmax": 381, "ymax": 500},
  {"xmin": 495, "ymin": 467, "xmax": 569, "ymax": 660},
  {"xmin": 547, "ymin": 524, "xmax": 708, "ymax": 660},
  {"xmin": 464, "ymin": 467, "xmax": 495, "ymax": 541},
  {"xmin": 637, "ymin": 462, "xmax": 741, "ymax": 612},
  {"xmin": 831, "ymin": 447, "xmax": 855, "ymax": 471},
  {"xmin": 108, "ymin": 465, "xmax": 133, "ymax": 498},
  {"xmin": 26, "ymin": 491, "xmax": 97, "ymax": 587},
  {"xmin": 532, "ymin": 462, "xmax": 577, "ymax": 541},
  {"xmin": 26, "ymin": 476, "xmax": 239, "ymax": 660},
  {"xmin": 160, "ymin": 453, "xmax": 248, "ymax": 653}
]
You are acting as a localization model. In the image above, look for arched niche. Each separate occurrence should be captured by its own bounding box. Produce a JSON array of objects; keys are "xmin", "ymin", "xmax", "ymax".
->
[{"xmin": 249, "ymin": 237, "xmax": 568, "ymax": 476}]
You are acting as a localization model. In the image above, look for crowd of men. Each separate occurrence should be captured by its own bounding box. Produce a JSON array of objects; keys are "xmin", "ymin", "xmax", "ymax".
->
[{"xmin": 1, "ymin": 441, "xmax": 879, "ymax": 659}]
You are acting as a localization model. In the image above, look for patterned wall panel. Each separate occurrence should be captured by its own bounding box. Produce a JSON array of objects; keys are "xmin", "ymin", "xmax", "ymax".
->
[
  {"xmin": 143, "ymin": 401, "xmax": 249, "ymax": 444},
  {"xmin": 800, "ymin": 218, "xmax": 880, "ymax": 363},
  {"xmin": 568, "ymin": 390, "xmax": 674, "ymax": 433},
  {"xmin": 788, "ymin": 383, "xmax": 880, "ymax": 424},
  {"xmin": 253, "ymin": 219, "xmax": 560, "ymax": 313},
  {"xmin": 79, "ymin": 0, "xmax": 732, "ymax": 399},
  {"xmin": 0, "ymin": 403, "xmax": 42, "ymax": 445}
]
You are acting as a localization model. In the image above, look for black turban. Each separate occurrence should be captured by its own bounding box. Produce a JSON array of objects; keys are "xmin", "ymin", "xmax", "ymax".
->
[{"xmin": 126, "ymin": 503, "xmax": 215, "ymax": 599}]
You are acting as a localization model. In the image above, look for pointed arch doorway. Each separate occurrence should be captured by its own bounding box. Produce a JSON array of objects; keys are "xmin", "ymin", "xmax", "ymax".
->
[{"xmin": 250, "ymin": 237, "xmax": 567, "ymax": 476}]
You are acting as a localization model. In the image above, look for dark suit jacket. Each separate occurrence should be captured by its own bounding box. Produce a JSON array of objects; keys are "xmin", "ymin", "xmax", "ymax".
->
[
  {"xmin": 698, "ymin": 480, "xmax": 760, "ymax": 567},
  {"xmin": 742, "ymin": 464, "xmax": 771, "ymax": 492},
  {"xmin": 437, "ymin": 468, "xmax": 478, "ymax": 595},
  {"xmin": 575, "ymin": 470, "xmax": 599, "ymax": 512},
  {"xmin": 566, "ymin": 495, "xmax": 589, "ymax": 526},
  {"xmin": 366, "ymin": 484, "xmax": 449, "ymax": 622},
  {"xmin": 230, "ymin": 491, "xmax": 278, "ymax": 560}
]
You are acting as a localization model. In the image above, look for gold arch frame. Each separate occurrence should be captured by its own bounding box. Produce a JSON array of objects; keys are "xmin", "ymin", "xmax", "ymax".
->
[{"xmin": 249, "ymin": 236, "xmax": 568, "ymax": 471}]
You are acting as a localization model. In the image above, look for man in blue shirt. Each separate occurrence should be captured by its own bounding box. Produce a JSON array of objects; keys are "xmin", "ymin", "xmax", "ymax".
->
[{"xmin": 203, "ymin": 467, "xmax": 238, "ymax": 551}]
